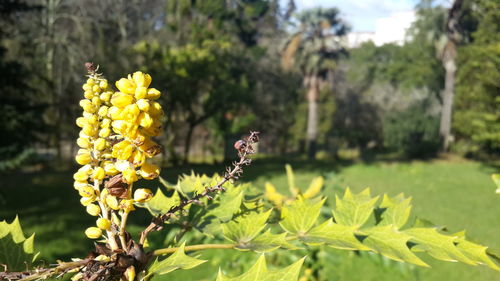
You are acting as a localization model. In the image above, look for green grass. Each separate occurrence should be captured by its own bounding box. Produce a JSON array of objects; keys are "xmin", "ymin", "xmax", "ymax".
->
[{"xmin": 0, "ymin": 158, "xmax": 499, "ymax": 280}]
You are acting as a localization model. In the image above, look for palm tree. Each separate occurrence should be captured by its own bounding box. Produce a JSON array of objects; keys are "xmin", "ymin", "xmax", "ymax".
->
[
  {"xmin": 438, "ymin": 0, "xmax": 463, "ymax": 151},
  {"xmin": 282, "ymin": 8, "xmax": 348, "ymax": 159}
]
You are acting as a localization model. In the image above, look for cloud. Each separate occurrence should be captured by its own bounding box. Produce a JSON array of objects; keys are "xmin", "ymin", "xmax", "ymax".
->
[{"xmin": 289, "ymin": 0, "xmax": 419, "ymax": 31}]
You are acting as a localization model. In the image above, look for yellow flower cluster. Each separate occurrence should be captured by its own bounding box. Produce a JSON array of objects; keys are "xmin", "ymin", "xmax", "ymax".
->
[{"xmin": 73, "ymin": 70, "xmax": 162, "ymax": 240}]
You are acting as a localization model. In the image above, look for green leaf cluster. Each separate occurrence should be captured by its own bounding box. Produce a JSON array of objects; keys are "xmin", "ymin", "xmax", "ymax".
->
[{"xmin": 0, "ymin": 216, "xmax": 38, "ymax": 271}]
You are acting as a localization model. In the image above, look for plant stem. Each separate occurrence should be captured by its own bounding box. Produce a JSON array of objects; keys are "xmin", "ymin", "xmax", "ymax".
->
[
  {"xmin": 152, "ymin": 243, "xmax": 236, "ymax": 256},
  {"xmin": 94, "ymin": 179, "xmax": 119, "ymax": 251}
]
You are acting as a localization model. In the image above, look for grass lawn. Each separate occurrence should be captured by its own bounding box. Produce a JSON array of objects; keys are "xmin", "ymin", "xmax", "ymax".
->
[{"xmin": 0, "ymin": 158, "xmax": 499, "ymax": 280}]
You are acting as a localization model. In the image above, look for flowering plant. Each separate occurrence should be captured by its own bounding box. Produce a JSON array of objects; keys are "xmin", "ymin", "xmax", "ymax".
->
[{"xmin": 0, "ymin": 65, "xmax": 499, "ymax": 281}]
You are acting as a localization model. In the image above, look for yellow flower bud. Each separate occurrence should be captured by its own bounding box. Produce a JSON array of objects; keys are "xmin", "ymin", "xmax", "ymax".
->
[
  {"xmin": 135, "ymin": 86, "xmax": 147, "ymax": 99},
  {"xmin": 75, "ymin": 151, "xmax": 92, "ymax": 165},
  {"xmin": 146, "ymin": 88, "xmax": 161, "ymax": 100},
  {"xmin": 74, "ymin": 180, "xmax": 88, "ymax": 190},
  {"xmin": 73, "ymin": 171, "xmax": 89, "ymax": 181},
  {"xmin": 111, "ymin": 92, "xmax": 134, "ymax": 108},
  {"xmin": 138, "ymin": 112, "xmax": 153, "ymax": 128},
  {"xmin": 78, "ymin": 185, "xmax": 95, "ymax": 197},
  {"xmin": 108, "ymin": 106, "xmax": 123, "ymax": 120},
  {"xmin": 99, "ymin": 80, "xmax": 108, "ymax": 89},
  {"xmin": 97, "ymin": 106, "xmax": 108, "ymax": 117},
  {"xmin": 99, "ymin": 127, "xmax": 111, "ymax": 138},
  {"xmin": 101, "ymin": 118, "xmax": 111, "ymax": 128},
  {"xmin": 112, "ymin": 140, "xmax": 134, "ymax": 160},
  {"xmin": 83, "ymin": 84, "xmax": 92, "ymax": 91},
  {"xmin": 87, "ymin": 78, "xmax": 95, "ymax": 85},
  {"xmin": 122, "ymin": 168, "xmax": 138, "ymax": 184},
  {"xmin": 136, "ymin": 99, "xmax": 150, "ymax": 112},
  {"xmin": 82, "ymin": 124, "xmax": 97, "ymax": 136},
  {"xmin": 139, "ymin": 138, "xmax": 162, "ymax": 157},
  {"xmin": 116, "ymin": 78, "xmax": 136, "ymax": 95},
  {"xmin": 94, "ymin": 138, "xmax": 107, "ymax": 151},
  {"xmin": 124, "ymin": 266, "xmax": 136, "ymax": 281},
  {"xmin": 100, "ymin": 91, "xmax": 112, "ymax": 102},
  {"xmin": 92, "ymin": 96, "xmax": 101, "ymax": 107},
  {"xmin": 115, "ymin": 159, "xmax": 133, "ymax": 172},
  {"xmin": 78, "ymin": 164, "xmax": 93, "ymax": 174},
  {"xmin": 120, "ymin": 199, "xmax": 135, "ymax": 212},
  {"xmin": 129, "ymin": 150, "xmax": 146, "ymax": 166},
  {"xmin": 84, "ymin": 90, "xmax": 94, "ymax": 99},
  {"xmin": 139, "ymin": 162, "xmax": 159, "ymax": 180},
  {"xmin": 133, "ymin": 188, "xmax": 153, "ymax": 202},
  {"xmin": 85, "ymin": 227, "xmax": 102, "ymax": 239},
  {"xmin": 86, "ymin": 204, "xmax": 101, "ymax": 216},
  {"xmin": 94, "ymin": 255, "xmax": 111, "ymax": 262},
  {"xmin": 103, "ymin": 162, "xmax": 119, "ymax": 175},
  {"xmin": 92, "ymin": 167, "xmax": 106, "ymax": 181},
  {"xmin": 96, "ymin": 218, "xmax": 111, "ymax": 230},
  {"xmin": 76, "ymin": 117, "xmax": 86, "ymax": 128},
  {"xmin": 132, "ymin": 71, "xmax": 152, "ymax": 88},
  {"xmin": 105, "ymin": 195, "xmax": 120, "ymax": 210},
  {"xmin": 148, "ymin": 101, "xmax": 163, "ymax": 118},
  {"xmin": 92, "ymin": 85, "xmax": 100, "ymax": 93},
  {"xmin": 80, "ymin": 99, "xmax": 96, "ymax": 113},
  {"xmin": 77, "ymin": 137, "xmax": 91, "ymax": 149},
  {"xmin": 80, "ymin": 197, "xmax": 94, "ymax": 206},
  {"xmin": 122, "ymin": 104, "xmax": 140, "ymax": 122}
]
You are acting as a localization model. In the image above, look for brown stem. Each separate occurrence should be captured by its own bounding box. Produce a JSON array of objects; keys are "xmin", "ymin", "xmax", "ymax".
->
[
  {"xmin": 0, "ymin": 259, "xmax": 90, "ymax": 281},
  {"xmin": 139, "ymin": 131, "xmax": 259, "ymax": 246}
]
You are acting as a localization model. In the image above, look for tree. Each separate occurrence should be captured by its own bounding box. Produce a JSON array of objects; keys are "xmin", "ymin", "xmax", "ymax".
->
[
  {"xmin": 454, "ymin": 0, "xmax": 500, "ymax": 154},
  {"xmin": 282, "ymin": 8, "xmax": 348, "ymax": 159}
]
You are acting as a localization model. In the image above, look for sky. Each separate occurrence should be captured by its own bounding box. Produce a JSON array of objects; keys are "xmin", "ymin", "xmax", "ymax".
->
[{"xmin": 287, "ymin": 0, "xmax": 421, "ymax": 32}]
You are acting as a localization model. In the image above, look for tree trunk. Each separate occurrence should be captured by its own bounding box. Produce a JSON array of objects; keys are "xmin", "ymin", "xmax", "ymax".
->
[
  {"xmin": 439, "ymin": 43, "xmax": 457, "ymax": 152},
  {"xmin": 183, "ymin": 124, "xmax": 195, "ymax": 165},
  {"xmin": 306, "ymin": 75, "xmax": 319, "ymax": 159}
]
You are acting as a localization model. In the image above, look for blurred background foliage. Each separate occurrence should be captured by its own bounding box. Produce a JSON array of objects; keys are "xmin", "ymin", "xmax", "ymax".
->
[
  {"xmin": 0, "ymin": 0, "xmax": 498, "ymax": 168},
  {"xmin": 0, "ymin": 0, "xmax": 499, "ymax": 280}
]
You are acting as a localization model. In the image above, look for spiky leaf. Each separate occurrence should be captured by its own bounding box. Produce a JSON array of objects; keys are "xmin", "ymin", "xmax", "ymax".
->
[
  {"xmin": 222, "ymin": 210, "xmax": 272, "ymax": 244},
  {"xmin": 405, "ymin": 228, "xmax": 476, "ymax": 265},
  {"xmin": 301, "ymin": 220, "xmax": 370, "ymax": 250},
  {"xmin": 136, "ymin": 188, "xmax": 180, "ymax": 216},
  {"xmin": 362, "ymin": 225, "xmax": 429, "ymax": 267},
  {"xmin": 454, "ymin": 232, "xmax": 500, "ymax": 270},
  {"xmin": 235, "ymin": 230, "xmax": 296, "ymax": 252},
  {"xmin": 0, "ymin": 217, "xmax": 38, "ymax": 271},
  {"xmin": 216, "ymin": 255, "xmax": 304, "ymax": 281},
  {"xmin": 147, "ymin": 243, "xmax": 206, "ymax": 276},
  {"xmin": 280, "ymin": 197, "xmax": 325, "ymax": 235},
  {"xmin": 378, "ymin": 194, "xmax": 412, "ymax": 228},
  {"xmin": 333, "ymin": 188, "xmax": 379, "ymax": 227}
]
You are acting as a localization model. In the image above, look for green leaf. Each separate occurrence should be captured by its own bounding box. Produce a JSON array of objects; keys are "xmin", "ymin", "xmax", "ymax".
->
[
  {"xmin": 404, "ymin": 228, "xmax": 476, "ymax": 265},
  {"xmin": 492, "ymin": 174, "xmax": 500, "ymax": 194},
  {"xmin": 216, "ymin": 255, "xmax": 305, "ymax": 281},
  {"xmin": 378, "ymin": 194, "xmax": 412, "ymax": 228},
  {"xmin": 206, "ymin": 185, "xmax": 244, "ymax": 221},
  {"xmin": 195, "ymin": 185, "xmax": 244, "ymax": 236},
  {"xmin": 222, "ymin": 210, "xmax": 272, "ymax": 244},
  {"xmin": 362, "ymin": 225, "xmax": 429, "ymax": 267},
  {"xmin": 136, "ymin": 188, "xmax": 180, "ymax": 216},
  {"xmin": 235, "ymin": 230, "xmax": 297, "ymax": 253},
  {"xmin": 302, "ymin": 176, "xmax": 324, "ymax": 199},
  {"xmin": 333, "ymin": 188, "xmax": 379, "ymax": 227},
  {"xmin": 147, "ymin": 243, "xmax": 206, "ymax": 277},
  {"xmin": 285, "ymin": 164, "xmax": 299, "ymax": 197},
  {"xmin": 454, "ymin": 232, "xmax": 500, "ymax": 270},
  {"xmin": 280, "ymin": 197, "xmax": 325, "ymax": 235},
  {"xmin": 301, "ymin": 220, "xmax": 370, "ymax": 250},
  {"xmin": 0, "ymin": 216, "xmax": 39, "ymax": 271},
  {"xmin": 175, "ymin": 172, "xmax": 219, "ymax": 198}
]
